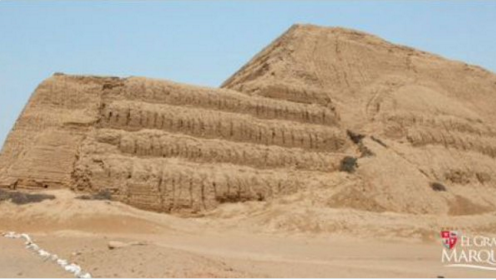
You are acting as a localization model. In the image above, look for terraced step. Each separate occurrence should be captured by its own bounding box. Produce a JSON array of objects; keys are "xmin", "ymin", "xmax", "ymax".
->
[
  {"xmin": 74, "ymin": 155, "xmax": 314, "ymax": 213},
  {"xmin": 406, "ymin": 127, "xmax": 496, "ymax": 158},
  {"xmin": 99, "ymin": 100, "xmax": 348, "ymax": 152},
  {"xmin": 93, "ymin": 129, "xmax": 344, "ymax": 172},
  {"xmin": 388, "ymin": 145, "xmax": 496, "ymax": 188},
  {"xmin": 104, "ymin": 77, "xmax": 339, "ymax": 126},
  {"xmin": 383, "ymin": 112, "xmax": 496, "ymax": 137}
]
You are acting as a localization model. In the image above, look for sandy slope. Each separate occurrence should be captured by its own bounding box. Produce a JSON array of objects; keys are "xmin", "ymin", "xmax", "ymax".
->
[{"xmin": 1, "ymin": 190, "xmax": 495, "ymax": 278}]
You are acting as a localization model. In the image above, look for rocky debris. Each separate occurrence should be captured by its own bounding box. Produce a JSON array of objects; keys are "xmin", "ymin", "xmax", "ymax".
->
[
  {"xmin": 107, "ymin": 241, "xmax": 147, "ymax": 250},
  {"xmin": 0, "ymin": 189, "xmax": 55, "ymax": 205},
  {"xmin": 2, "ymin": 231, "xmax": 91, "ymax": 278},
  {"xmin": 430, "ymin": 182, "xmax": 447, "ymax": 192},
  {"xmin": 76, "ymin": 190, "xmax": 112, "ymax": 201},
  {"xmin": 340, "ymin": 156, "xmax": 358, "ymax": 173}
]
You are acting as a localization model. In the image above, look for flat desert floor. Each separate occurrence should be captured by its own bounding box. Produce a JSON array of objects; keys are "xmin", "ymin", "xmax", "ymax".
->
[{"xmin": 0, "ymin": 190, "xmax": 494, "ymax": 278}]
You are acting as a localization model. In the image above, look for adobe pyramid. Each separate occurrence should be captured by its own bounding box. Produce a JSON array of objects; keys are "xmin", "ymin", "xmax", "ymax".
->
[{"xmin": 1, "ymin": 24, "xmax": 495, "ymax": 215}]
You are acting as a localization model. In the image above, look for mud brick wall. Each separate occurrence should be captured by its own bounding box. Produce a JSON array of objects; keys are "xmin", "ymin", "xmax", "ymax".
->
[{"xmin": 0, "ymin": 74, "xmax": 351, "ymax": 213}]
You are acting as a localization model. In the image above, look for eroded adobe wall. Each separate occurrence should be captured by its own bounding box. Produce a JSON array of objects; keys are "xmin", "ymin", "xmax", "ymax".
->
[
  {"xmin": 0, "ymin": 74, "xmax": 114, "ymax": 188},
  {"xmin": 0, "ymin": 74, "xmax": 352, "ymax": 213},
  {"xmin": 74, "ymin": 77, "xmax": 351, "ymax": 212}
]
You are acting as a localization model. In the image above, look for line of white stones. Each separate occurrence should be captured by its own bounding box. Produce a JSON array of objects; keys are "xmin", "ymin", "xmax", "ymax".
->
[{"xmin": 2, "ymin": 231, "xmax": 91, "ymax": 278}]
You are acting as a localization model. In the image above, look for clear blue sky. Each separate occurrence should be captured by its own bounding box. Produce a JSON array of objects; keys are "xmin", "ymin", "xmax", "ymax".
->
[{"xmin": 1, "ymin": 1, "xmax": 495, "ymax": 148}]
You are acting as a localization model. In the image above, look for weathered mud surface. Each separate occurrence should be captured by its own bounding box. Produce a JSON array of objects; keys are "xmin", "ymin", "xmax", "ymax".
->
[{"xmin": 1, "ymin": 24, "xmax": 496, "ymax": 216}]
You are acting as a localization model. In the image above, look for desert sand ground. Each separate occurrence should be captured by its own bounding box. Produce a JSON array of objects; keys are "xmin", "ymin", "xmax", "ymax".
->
[{"xmin": 1, "ymin": 189, "xmax": 495, "ymax": 278}]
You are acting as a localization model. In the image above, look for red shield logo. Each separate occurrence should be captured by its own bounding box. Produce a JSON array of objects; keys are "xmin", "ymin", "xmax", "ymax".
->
[{"xmin": 441, "ymin": 230, "xmax": 458, "ymax": 250}]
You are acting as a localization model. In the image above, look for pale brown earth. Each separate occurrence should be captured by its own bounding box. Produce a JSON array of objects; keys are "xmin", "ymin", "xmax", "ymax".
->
[
  {"xmin": 1, "ymin": 24, "xmax": 496, "ymax": 277},
  {"xmin": 1, "ymin": 190, "xmax": 496, "ymax": 278},
  {"xmin": 0, "ymin": 237, "xmax": 71, "ymax": 278}
]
